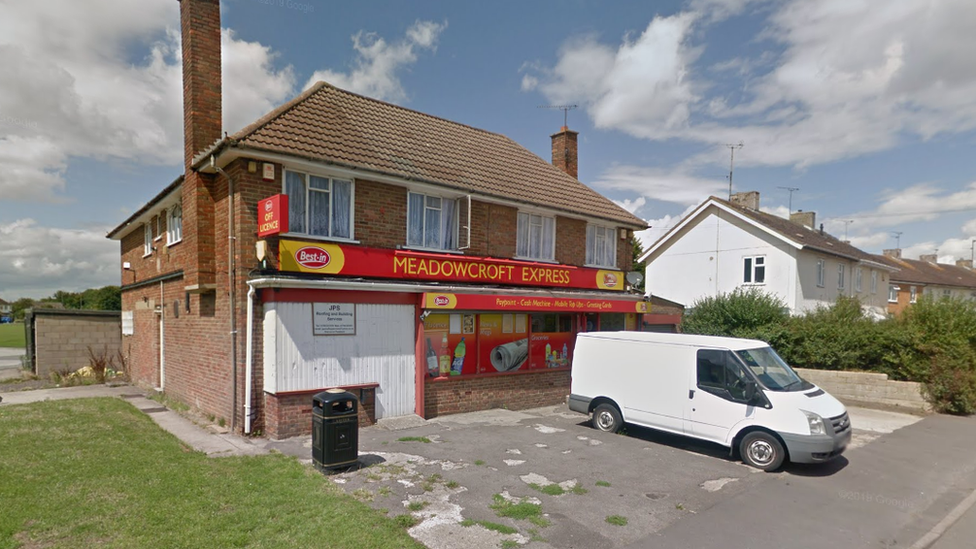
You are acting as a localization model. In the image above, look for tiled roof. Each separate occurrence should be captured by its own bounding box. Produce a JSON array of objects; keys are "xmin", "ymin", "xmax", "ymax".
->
[
  {"xmin": 875, "ymin": 255, "xmax": 976, "ymax": 289},
  {"xmin": 215, "ymin": 82, "xmax": 646, "ymax": 228},
  {"xmin": 715, "ymin": 197, "xmax": 888, "ymax": 265}
]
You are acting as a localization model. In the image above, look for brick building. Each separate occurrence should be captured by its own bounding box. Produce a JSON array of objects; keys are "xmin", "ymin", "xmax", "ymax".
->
[
  {"xmin": 108, "ymin": 0, "xmax": 648, "ymax": 439},
  {"xmin": 877, "ymin": 250, "xmax": 976, "ymax": 316}
]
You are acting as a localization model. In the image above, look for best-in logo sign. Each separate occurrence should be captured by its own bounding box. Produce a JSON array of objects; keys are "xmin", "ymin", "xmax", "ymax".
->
[
  {"xmin": 603, "ymin": 273, "xmax": 618, "ymax": 287},
  {"xmin": 433, "ymin": 295, "xmax": 450, "ymax": 306},
  {"xmin": 295, "ymin": 246, "xmax": 331, "ymax": 270}
]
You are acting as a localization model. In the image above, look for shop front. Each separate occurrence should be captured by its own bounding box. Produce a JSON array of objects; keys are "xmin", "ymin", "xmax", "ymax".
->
[{"xmin": 257, "ymin": 239, "xmax": 649, "ymax": 435}]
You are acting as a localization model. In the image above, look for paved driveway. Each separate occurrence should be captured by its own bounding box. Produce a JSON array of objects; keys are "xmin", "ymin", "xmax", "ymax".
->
[{"xmin": 267, "ymin": 405, "xmax": 918, "ymax": 549}]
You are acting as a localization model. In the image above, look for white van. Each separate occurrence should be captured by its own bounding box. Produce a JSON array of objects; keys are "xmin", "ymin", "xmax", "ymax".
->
[{"xmin": 569, "ymin": 331, "xmax": 851, "ymax": 471}]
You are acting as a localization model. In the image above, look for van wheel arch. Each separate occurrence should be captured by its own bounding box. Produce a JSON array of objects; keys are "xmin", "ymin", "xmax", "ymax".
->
[
  {"xmin": 589, "ymin": 398, "xmax": 623, "ymax": 434},
  {"xmin": 588, "ymin": 397, "xmax": 620, "ymax": 416},
  {"xmin": 732, "ymin": 427, "xmax": 789, "ymax": 470}
]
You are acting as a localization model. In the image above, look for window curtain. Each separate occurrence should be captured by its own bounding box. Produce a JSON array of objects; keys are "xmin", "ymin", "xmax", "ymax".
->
[
  {"xmin": 517, "ymin": 213, "xmax": 529, "ymax": 257},
  {"xmin": 308, "ymin": 175, "xmax": 330, "ymax": 236},
  {"xmin": 541, "ymin": 216, "xmax": 554, "ymax": 259},
  {"xmin": 585, "ymin": 225, "xmax": 596, "ymax": 264},
  {"xmin": 332, "ymin": 180, "xmax": 352, "ymax": 238},
  {"xmin": 424, "ymin": 196, "xmax": 442, "ymax": 249},
  {"xmin": 407, "ymin": 192, "xmax": 424, "ymax": 247},
  {"xmin": 441, "ymin": 198, "xmax": 457, "ymax": 250},
  {"xmin": 285, "ymin": 171, "xmax": 306, "ymax": 234}
]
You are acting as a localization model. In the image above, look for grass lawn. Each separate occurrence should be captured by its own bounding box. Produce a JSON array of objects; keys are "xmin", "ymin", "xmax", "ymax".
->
[
  {"xmin": 0, "ymin": 398, "xmax": 424, "ymax": 549},
  {"xmin": 0, "ymin": 322, "xmax": 25, "ymax": 348}
]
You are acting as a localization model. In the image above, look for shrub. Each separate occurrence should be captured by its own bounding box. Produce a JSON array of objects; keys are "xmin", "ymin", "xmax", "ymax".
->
[{"xmin": 682, "ymin": 288, "xmax": 788, "ymax": 337}]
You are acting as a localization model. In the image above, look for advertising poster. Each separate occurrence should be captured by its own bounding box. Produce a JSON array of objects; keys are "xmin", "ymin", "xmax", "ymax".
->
[
  {"xmin": 529, "ymin": 331, "xmax": 575, "ymax": 369},
  {"xmin": 478, "ymin": 314, "xmax": 528, "ymax": 374},
  {"xmin": 423, "ymin": 314, "xmax": 475, "ymax": 376}
]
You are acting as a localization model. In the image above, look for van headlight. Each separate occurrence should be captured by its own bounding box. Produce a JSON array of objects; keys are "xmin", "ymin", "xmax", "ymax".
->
[{"xmin": 802, "ymin": 410, "xmax": 826, "ymax": 436}]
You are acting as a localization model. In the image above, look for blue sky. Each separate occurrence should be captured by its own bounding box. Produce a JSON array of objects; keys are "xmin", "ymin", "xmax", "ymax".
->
[{"xmin": 2, "ymin": 0, "xmax": 976, "ymax": 298}]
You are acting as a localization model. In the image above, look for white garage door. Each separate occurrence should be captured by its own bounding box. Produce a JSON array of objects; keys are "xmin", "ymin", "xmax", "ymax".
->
[{"xmin": 264, "ymin": 302, "xmax": 416, "ymax": 419}]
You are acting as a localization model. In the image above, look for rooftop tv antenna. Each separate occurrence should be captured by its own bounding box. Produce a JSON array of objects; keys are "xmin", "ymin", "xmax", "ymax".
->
[
  {"xmin": 538, "ymin": 104, "xmax": 578, "ymax": 128},
  {"xmin": 726, "ymin": 142, "xmax": 744, "ymax": 199},
  {"xmin": 842, "ymin": 219, "xmax": 854, "ymax": 241},
  {"xmin": 777, "ymin": 186, "xmax": 800, "ymax": 214},
  {"xmin": 891, "ymin": 231, "xmax": 903, "ymax": 248}
]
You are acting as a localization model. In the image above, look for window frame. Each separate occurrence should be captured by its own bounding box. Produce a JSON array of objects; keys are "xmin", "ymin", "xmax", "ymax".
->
[
  {"xmin": 166, "ymin": 203, "xmax": 182, "ymax": 246},
  {"xmin": 888, "ymin": 284, "xmax": 900, "ymax": 303},
  {"xmin": 405, "ymin": 191, "xmax": 460, "ymax": 252},
  {"xmin": 154, "ymin": 215, "xmax": 163, "ymax": 242},
  {"xmin": 516, "ymin": 211, "xmax": 556, "ymax": 262},
  {"xmin": 837, "ymin": 264, "xmax": 846, "ymax": 290},
  {"xmin": 282, "ymin": 168, "xmax": 357, "ymax": 242},
  {"xmin": 585, "ymin": 223, "xmax": 618, "ymax": 268},
  {"xmin": 855, "ymin": 267, "xmax": 863, "ymax": 293},
  {"xmin": 743, "ymin": 255, "xmax": 766, "ymax": 285},
  {"xmin": 816, "ymin": 259, "xmax": 825, "ymax": 287},
  {"xmin": 143, "ymin": 224, "xmax": 152, "ymax": 257},
  {"xmin": 909, "ymin": 285, "xmax": 917, "ymax": 303},
  {"xmin": 871, "ymin": 271, "xmax": 878, "ymax": 294}
]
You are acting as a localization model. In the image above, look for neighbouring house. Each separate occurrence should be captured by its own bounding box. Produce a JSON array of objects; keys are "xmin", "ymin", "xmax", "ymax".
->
[
  {"xmin": 107, "ymin": 0, "xmax": 648, "ymax": 439},
  {"xmin": 639, "ymin": 192, "xmax": 896, "ymax": 317},
  {"xmin": 877, "ymin": 250, "xmax": 976, "ymax": 315},
  {"xmin": 0, "ymin": 298, "xmax": 11, "ymax": 315}
]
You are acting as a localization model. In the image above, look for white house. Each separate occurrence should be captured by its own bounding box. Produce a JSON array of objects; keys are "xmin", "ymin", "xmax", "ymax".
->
[{"xmin": 639, "ymin": 192, "xmax": 896, "ymax": 317}]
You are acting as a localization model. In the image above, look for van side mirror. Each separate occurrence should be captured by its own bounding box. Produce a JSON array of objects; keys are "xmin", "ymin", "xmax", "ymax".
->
[{"xmin": 743, "ymin": 380, "xmax": 758, "ymax": 403}]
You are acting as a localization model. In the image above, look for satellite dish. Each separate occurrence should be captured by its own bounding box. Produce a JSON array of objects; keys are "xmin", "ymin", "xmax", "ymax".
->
[{"xmin": 626, "ymin": 271, "xmax": 644, "ymax": 286}]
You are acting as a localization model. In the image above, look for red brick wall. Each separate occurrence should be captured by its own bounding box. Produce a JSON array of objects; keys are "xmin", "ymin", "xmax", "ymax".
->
[
  {"xmin": 265, "ymin": 390, "xmax": 377, "ymax": 440},
  {"xmin": 354, "ymin": 179, "xmax": 408, "ymax": 248},
  {"xmin": 555, "ymin": 216, "xmax": 586, "ymax": 266},
  {"xmin": 551, "ymin": 129, "xmax": 579, "ymax": 179},
  {"xmin": 424, "ymin": 370, "xmax": 571, "ymax": 418},
  {"xmin": 181, "ymin": 0, "xmax": 221, "ymax": 170}
]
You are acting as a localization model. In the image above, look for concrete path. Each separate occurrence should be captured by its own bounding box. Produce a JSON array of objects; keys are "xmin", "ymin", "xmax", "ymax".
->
[
  {"xmin": 0, "ymin": 347, "xmax": 25, "ymax": 381},
  {"xmin": 0, "ymin": 384, "xmax": 268, "ymax": 457}
]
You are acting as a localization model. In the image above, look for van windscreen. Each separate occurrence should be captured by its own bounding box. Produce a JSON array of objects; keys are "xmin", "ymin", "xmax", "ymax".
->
[{"xmin": 735, "ymin": 347, "xmax": 809, "ymax": 392}]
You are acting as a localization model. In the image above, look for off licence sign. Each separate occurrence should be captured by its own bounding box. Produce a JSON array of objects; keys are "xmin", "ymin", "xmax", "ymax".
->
[{"xmin": 257, "ymin": 194, "xmax": 288, "ymax": 237}]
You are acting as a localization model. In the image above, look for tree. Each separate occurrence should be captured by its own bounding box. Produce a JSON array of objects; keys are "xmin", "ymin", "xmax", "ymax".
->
[{"xmin": 630, "ymin": 236, "xmax": 646, "ymax": 293}]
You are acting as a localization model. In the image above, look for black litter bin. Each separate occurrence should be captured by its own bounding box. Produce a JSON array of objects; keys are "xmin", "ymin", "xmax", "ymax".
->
[{"xmin": 312, "ymin": 389, "xmax": 359, "ymax": 471}]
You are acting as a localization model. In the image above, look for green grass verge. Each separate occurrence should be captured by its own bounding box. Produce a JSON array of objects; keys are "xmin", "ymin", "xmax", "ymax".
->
[
  {"xmin": 459, "ymin": 519, "xmax": 517, "ymax": 535},
  {"xmin": 0, "ymin": 322, "xmax": 25, "ymax": 348},
  {"xmin": 0, "ymin": 398, "xmax": 424, "ymax": 549},
  {"xmin": 606, "ymin": 515, "xmax": 628, "ymax": 526}
]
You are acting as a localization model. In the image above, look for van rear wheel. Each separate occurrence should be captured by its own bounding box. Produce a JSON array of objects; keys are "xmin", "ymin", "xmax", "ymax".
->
[
  {"xmin": 592, "ymin": 404, "xmax": 622, "ymax": 434},
  {"xmin": 740, "ymin": 432, "xmax": 785, "ymax": 471}
]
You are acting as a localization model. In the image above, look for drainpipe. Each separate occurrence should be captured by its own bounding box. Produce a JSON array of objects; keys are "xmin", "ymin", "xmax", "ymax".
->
[
  {"xmin": 244, "ymin": 282, "xmax": 256, "ymax": 434},
  {"xmin": 213, "ymin": 156, "xmax": 238, "ymax": 433},
  {"xmin": 159, "ymin": 280, "xmax": 165, "ymax": 390}
]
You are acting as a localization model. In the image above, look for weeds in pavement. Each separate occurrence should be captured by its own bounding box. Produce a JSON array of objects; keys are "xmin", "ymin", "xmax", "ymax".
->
[
  {"xmin": 397, "ymin": 436, "xmax": 431, "ymax": 443},
  {"xmin": 596, "ymin": 480, "xmax": 611, "ymax": 487},
  {"xmin": 460, "ymin": 519, "xmax": 517, "ymax": 535},
  {"xmin": 394, "ymin": 515, "xmax": 420, "ymax": 528},
  {"xmin": 491, "ymin": 494, "xmax": 550, "ymax": 527},
  {"xmin": 606, "ymin": 515, "xmax": 628, "ymax": 526},
  {"xmin": 406, "ymin": 501, "xmax": 429, "ymax": 512}
]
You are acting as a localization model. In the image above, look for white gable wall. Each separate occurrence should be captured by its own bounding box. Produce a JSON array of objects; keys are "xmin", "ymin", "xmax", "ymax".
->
[{"xmin": 646, "ymin": 207, "xmax": 798, "ymax": 310}]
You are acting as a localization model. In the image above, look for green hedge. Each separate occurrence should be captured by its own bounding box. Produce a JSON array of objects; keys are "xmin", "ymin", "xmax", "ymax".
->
[{"xmin": 681, "ymin": 290, "xmax": 976, "ymax": 415}]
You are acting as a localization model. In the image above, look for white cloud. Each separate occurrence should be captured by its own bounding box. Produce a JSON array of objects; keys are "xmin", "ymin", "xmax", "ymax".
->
[
  {"xmin": 636, "ymin": 203, "xmax": 699, "ymax": 252},
  {"xmin": 593, "ymin": 165, "xmax": 727, "ymax": 207},
  {"xmin": 525, "ymin": 0, "xmax": 976, "ymax": 172},
  {"xmin": 613, "ymin": 196, "xmax": 646, "ymax": 214},
  {"xmin": 305, "ymin": 20, "xmax": 446, "ymax": 103},
  {"xmin": 0, "ymin": 219, "xmax": 119, "ymax": 299}
]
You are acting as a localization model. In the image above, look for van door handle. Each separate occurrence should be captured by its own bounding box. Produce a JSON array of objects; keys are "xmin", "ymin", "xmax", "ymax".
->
[{"xmin": 688, "ymin": 390, "xmax": 695, "ymax": 399}]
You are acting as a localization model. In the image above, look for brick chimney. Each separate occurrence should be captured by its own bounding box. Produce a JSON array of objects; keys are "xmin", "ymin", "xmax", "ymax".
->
[
  {"xmin": 883, "ymin": 249, "xmax": 901, "ymax": 259},
  {"xmin": 179, "ymin": 0, "xmax": 220, "ymax": 289},
  {"xmin": 551, "ymin": 127, "xmax": 578, "ymax": 179},
  {"xmin": 957, "ymin": 259, "xmax": 973, "ymax": 269},
  {"xmin": 181, "ymin": 0, "xmax": 222, "ymax": 169},
  {"xmin": 920, "ymin": 254, "xmax": 938, "ymax": 264},
  {"xmin": 790, "ymin": 210, "xmax": 815, "ymax": 229},
  {"xmin": 730, "ymin": 191, "xmax": 759, "ymax": 210}
]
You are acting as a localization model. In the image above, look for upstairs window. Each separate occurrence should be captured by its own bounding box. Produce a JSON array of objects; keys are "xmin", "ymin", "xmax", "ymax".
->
[
  {"xmin": 888, "ymin": 285, "xmax": 899, "ymax": 303},
  {"xmin": 407, "ymin": 192, "xmax": 457, "ymax": 250},
  {"xmin": 167, "ymin": 204, "xmax": 182, "ymax": 245},
  {"xmin": 816, "ymin": 259, "xmax": 825, "ymax": 287},
  {"xmin": 285, "ymin": 170, "xmax": 353, "ymax": 239},
  {"xmin": 871, "ymin": 271, "xmax": 878, "ymax": 294},
  {"xmin": 516, "ymin": 212, "xmax": 555, "ymax": 261},
  {"xmin": 743, "ymin": 256, "xmax": 765, "ymax": 284},
  {"xmin": 910, "ymin": 286, "xmax": 917, "ymax": 303},
  {"xmin": 586, "ymin": 225, "xmax": 617, "ymax": 267},
  {"xmin": 143, "ymin": 224, "xmax": 152, "ymax": 256},
  {"xmin": 838, "ymin": 264, "xmax": 846, "ymax": 290},
  {"xmin": 855, "ymin": 268, "xmax": 863, "ymax": 293}
]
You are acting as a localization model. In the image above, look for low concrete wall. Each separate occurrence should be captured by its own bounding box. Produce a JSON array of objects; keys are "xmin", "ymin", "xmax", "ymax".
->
[
  {"xmin": 795, "ymin": 368, "xmax": 930, "ymax": 413},
  {"xmin": 29, "ymin": 309, "xmax": 121, "ymax": 378}
]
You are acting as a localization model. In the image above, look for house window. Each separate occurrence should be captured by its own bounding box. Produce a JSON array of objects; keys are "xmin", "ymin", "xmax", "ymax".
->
[
  {"xmin": 743, "ymin": 256, "xmax": 765, "ymax": 284},
  {"xmin": 154, "ymin": 215, "xmax": 163, "ymax": 241},
  {"xmin": 888, "ymin": 285, "xmax": 899, "ymax": 303},
  {"xmin": 910, "ymin": 286, "xmax": 917, "ymax": 303},
  {"xmin": 943, "ymin": 289, "xmax": 952, "ymax": 298},
  {"xmin": 143, "ymin": 224, "xmax": 152, "ymax": 256},
  {"xmin": 516, "ymin": 212, "xmax": 555, "ymax": 260},
  {"xmin": 855, "ymin": 268, "xmax": 863, "ymax": 293},
  {"xmin": 838, "ymin": 264, "xmax": 846, "ymax": 290},
  {"xmin": 816, "ymin": 259, "xmax": 825, "ymax": 287},
  {"xmin": 585, "ymin": 225, "xmax": 617, "ymax": 267},
  {"xmin": 167, "ymin": 204, "xmax": 182, "ymax": 245},
  {"xmin": 871, "ymin": 271, "xmax": 878, "ymax": 294},
  {"xmin": 407, "ymin": 192, "xmax": 457, "ymax": 250},
  {"xmin": 285, "ymin": 170, "xmax": 354, "ymax": 239}
]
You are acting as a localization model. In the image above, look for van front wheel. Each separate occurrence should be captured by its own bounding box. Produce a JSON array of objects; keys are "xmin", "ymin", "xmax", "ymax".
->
[
  {"xmin": 592, "ymin": 404, "xmax": 622, "ymax": 434},
  {"xmin": 740, "ymin": 432, "xmax": 785, "ymax": 471}
]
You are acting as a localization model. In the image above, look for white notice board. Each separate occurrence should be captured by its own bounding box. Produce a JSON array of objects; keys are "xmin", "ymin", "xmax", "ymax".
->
[{"xmin": 312, "ymin": 303, "xmax": 356, "ymax": 335}]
